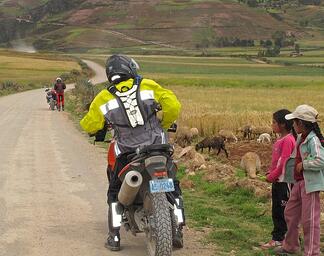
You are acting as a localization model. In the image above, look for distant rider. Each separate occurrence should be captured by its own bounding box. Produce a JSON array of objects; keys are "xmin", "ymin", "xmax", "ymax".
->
[
  {"xmin": 45, "ymin": 87, "xmax": 57, "ymax": 103},
  {"xmin": 54, "ymin": 77, "xmax": 66, "ymax": 111},
  {"xmin": 80, "ymin": 54, "xmax": 182, "ymax": 251}
]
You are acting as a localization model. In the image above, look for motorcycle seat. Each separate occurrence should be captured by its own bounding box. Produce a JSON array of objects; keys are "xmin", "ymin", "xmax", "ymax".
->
[{"xmin": 137, "ymin": 144, "xmax": 173, "ymax": 155}]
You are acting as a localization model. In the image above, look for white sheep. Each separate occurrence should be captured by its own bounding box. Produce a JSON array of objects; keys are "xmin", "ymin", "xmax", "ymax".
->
[{"xmin": 257, "ymin": 133, "xmax": 271, "ymax": 143}]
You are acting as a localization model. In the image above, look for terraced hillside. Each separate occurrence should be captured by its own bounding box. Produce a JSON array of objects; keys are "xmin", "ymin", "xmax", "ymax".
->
[{"xmin": 1, "ymin": 0, "xmax": 324, "ymax": 52}]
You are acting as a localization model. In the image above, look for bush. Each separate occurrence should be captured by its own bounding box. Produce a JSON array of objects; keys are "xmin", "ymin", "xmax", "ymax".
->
[
  {"xmin": 74, "ymin": 78, "xmax": 95, "ymax": 111},
  {"xmin": 0, "ymin": 81, "xmax": 21, "ymax": 91}
]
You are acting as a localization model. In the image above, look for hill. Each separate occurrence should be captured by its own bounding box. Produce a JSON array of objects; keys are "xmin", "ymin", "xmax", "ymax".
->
[{"xmin": 0, "ymin": 0, "xmax": 324, "ymax": 53}]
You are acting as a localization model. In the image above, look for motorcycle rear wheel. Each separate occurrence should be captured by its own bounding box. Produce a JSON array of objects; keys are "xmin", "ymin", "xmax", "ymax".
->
[{"xmin": 145, "ymin": 193, "xmax": 172, "ymax": 256}]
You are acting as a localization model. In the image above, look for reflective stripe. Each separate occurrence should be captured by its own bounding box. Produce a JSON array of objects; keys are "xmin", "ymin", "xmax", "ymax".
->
[
  {"xmin": 111, "ymin": 202, "xmax": 122, "ymax": 228},
  {"xmin": 114, "ymin": 143, "xmax": 121, "ymax": 156},
  {"xmin": 161, "ymin": 131, "xmax": 166, "ymax": 144},
  {"xmin": 141, "ymin": 90, "xmax": 154, "ymax": 101},
  {"xmin": 100, "ymin": 99, "xmax": 119, "ymax": 115},
  {"xmin": 108, "ymin": 99, "xmax": 119, "ymax": 110},
  {"xmin": 100, "ymin": 103, "xmax": 108, "ymax": 115}
]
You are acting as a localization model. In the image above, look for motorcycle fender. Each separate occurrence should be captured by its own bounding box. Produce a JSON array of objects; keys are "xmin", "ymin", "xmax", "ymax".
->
[{"xmin": 144, "ymin": 156, "xmax": 167, "ymax": 177}]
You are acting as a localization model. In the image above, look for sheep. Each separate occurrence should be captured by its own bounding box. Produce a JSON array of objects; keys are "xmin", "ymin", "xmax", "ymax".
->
[
  {"xmin": 218, "ymin": 129, "xmax": 238, "ymax": 143},
  {"xmin": 257, "ymin": 133, "xmax": 271, "ymax": 143},
  {"xmin": 195, "ymin": 136, "xmax": 228, "ymax": 158},
  {"xmin": 237, "ymin": 125, "xmax": 253, "ymax": 140},
  {"xmin": 240, "ymin": 152, "xmax": 261, "ymax": 179},
  {"xmin": 189, "ymin": 127, "xmax": 199, "ymax": 138},
  {"xmin": 251, "ymin": 126, "xmax": 273, "ymax": 139},
  {"xmin": 175, "ymin": 126, "xmax": 199, "ymax": 147}
]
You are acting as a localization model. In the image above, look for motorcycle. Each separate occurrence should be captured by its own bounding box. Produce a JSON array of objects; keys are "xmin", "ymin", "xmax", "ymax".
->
[
  {"xmin": 109, "ymin": 140, "xmax": 185, "ymax": 256},
  {"xmin": 45, "ymin": 88, "xmax": 57, "ymax": 111}
]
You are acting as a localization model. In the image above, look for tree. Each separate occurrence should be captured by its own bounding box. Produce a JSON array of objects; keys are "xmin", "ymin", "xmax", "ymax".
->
[
  {"xmin": 295, "ymin": 43, "xmax": 300, "ymax": 53},
  {"xmin": 272, "ymin": 31, "xmax": 286, "ymax": 47},
  {"xmin": 247, "ymin": 0, "xmax": 258, "ymax": 7}
]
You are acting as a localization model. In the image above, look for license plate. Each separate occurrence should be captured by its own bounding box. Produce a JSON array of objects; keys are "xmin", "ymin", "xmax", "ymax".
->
[{"xmin": 149, "ymin": 178, "xmax": 175, "ymax": 193}]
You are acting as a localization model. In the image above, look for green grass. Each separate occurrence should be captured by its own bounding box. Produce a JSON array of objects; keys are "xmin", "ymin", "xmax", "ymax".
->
[
  {"xmin": 66, "ymin": 54, "xmax": 324, "ymax": 254},
  {"xmin": 179, "ymin": 168, "xmax": 272, "ymax": 256},
  {"xmin": 79, "ymin": 53, "xmax": 324, "ymax": 88},
  {"xmin": 269, "ymin": 56, "xmax": 324, "ymax": 65}
]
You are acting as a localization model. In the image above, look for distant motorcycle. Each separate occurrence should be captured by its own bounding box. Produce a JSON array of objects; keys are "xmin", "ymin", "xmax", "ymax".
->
[
  {"xmin": 109, "ymin": 141, "xmax": 185, "ymax": 256},
  {"xmin": 45, "ymin": 88, "xmax": 57, "ymax": 111}
]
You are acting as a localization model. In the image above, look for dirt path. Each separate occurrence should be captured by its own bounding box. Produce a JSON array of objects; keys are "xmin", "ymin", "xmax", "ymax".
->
[
  {"xmin": 0, "ymin": 61, "xmax": 215, "ymax": 256},
  {"xmin": 82, "ymin": 59, "xmax": 107, "ymax": 85}
]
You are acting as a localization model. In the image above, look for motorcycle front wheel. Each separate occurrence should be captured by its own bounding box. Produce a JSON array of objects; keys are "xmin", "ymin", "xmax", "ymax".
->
[{"xmin": 144, "ymin": 193, "xmax": 172, "ymax": 256}]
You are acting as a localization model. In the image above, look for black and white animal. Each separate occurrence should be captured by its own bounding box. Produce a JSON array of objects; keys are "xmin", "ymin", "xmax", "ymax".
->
[
  {"xmin": 238, "ymin": 125, "xmax": 253, "ymax": 140},
  {"xmin": 195, "ymin": 136, "xmax": 228, "ymax": 158}
]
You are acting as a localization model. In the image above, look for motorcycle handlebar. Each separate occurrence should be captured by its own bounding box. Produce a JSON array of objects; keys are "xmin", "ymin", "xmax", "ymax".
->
[{"xmin": 167, "ymin": 123, "xmax": 177, "ymax": 133}]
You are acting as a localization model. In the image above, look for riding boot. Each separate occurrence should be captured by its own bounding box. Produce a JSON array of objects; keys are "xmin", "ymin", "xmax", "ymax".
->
[
  {"xmin": 105, "ymin": 204, "xmax": 121, "ymax": 251},
  {"xmin": 172, "ymin": 194, "xmax": 185, "ymax": 248},
  {"xmin": 62, "ymin": 105, "xmax": 64, "ymax": 111},
  {"xmin": 171, "ymin": 181, "xmax": 185, "ymax": 248}
]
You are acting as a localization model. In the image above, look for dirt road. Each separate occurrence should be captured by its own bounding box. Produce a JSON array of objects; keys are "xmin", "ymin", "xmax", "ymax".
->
[{"xmin": 0, "ymin": 61, "xmax": 214, "ymax": 256}]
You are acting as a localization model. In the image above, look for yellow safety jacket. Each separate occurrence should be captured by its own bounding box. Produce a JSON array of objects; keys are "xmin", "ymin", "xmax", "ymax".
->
[{"xmin": 80, "ymin": 77, "xmax": 181, "ymax": 155}]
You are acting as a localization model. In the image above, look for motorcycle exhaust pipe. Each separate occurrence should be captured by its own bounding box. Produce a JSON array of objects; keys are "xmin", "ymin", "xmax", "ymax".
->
[{"xmin": 118, "ymin": 171, "xmax": 143, "ymax": 206}]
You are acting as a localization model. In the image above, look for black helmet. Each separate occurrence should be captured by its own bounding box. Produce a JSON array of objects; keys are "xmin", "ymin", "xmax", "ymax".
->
[{"xmin": 106, "ymin": 54, "xmax": 139, "ymax": 84}]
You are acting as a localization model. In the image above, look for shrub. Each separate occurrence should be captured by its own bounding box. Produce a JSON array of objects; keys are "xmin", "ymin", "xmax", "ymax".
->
[{"xmin": 74, "ymin": 78, "xmax": 95, "ymax": 111}]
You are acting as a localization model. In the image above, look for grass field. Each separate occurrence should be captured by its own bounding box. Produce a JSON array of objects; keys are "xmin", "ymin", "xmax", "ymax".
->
[
  {"xmin": 0, "ymin": 51, "xmax": 80, "ymax": 85},
  {"xmin": 0, "ymin": 50, "xmax": 81, "ymax": 95},
  {"xmin": 177, "ymin": 168, "xmax": 274, "ymax": 256},
  {"xmin": 77, "ymin": 53, "xmax": 324, "ymax": 135},
  {"xmin": 66, "ymin": 51, "xmax": 324, "ymax": 255}
]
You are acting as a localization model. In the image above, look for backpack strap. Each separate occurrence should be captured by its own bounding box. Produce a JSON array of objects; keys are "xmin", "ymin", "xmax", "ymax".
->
[{"xmin": 108, "ymin": 76, "xmax": 145, "ymax": 128}]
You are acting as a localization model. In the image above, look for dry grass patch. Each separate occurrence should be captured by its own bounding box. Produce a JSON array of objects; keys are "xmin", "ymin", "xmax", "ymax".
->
[
  {"xmin": 171, "ymin": 86, "xmax": 324, "ymax": 136},
  {"xmin": 0, "ymin": 54, "xmax": 80, "ymax": 85}
]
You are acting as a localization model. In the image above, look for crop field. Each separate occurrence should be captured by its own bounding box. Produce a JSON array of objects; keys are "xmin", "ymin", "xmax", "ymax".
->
[
  {"xmin": 0, "ymin": 50, "xmax": 80, "ymax": 88},
  {"xmin": 79, "ymin": 53, "xmax": 324, "ymax": 135},
  {"xmin": 67, "ymin": 50, "xmax": 324, "ymax": 255}
]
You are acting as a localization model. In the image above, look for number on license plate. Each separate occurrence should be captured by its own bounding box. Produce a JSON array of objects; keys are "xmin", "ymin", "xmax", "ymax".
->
[{"xmin": 149, "ymin": 178, "xmax": 175, "ymax": 193}]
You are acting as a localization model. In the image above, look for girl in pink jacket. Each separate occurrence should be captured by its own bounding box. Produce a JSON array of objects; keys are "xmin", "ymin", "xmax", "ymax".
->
[{"xmin": 261, "ymin": 109, "xmax": 296, "ymax": 249}]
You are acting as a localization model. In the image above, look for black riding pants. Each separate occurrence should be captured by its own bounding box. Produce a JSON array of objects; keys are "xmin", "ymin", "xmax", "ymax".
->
[{"xmin": 271, "ymin": 182, "xmax": 290, "ymax": 241}]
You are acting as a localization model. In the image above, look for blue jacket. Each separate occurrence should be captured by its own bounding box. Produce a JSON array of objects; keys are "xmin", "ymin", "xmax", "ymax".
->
[{"xmin": 284, "ymin": 131, "xmax": 324, "ymax": 193}]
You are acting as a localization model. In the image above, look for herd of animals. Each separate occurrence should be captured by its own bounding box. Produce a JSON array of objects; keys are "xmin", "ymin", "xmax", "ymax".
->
[{"xmin": 173, "ymin": 124, "xmax": 274, "ymax": 179}]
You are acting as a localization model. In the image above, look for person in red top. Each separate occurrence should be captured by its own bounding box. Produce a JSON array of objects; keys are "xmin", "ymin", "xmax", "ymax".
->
[
  {"xmin": 260, "ymin": 109, "xmax": 296, "ymax": 250},
  {"xmin": 54, "ymin": 77, "xmax": 66, "ymax": 111},
  {"xmin": 275, "ymin": 104, "xmax": 324, "ymax": 256}
]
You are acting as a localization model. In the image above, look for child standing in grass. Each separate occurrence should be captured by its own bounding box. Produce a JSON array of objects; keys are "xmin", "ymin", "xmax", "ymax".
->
[
  {"xmin": 274, "ymin": 104, "xmax": 324, "ymax": 256},
  {"xmin": 260, "ymin": 109, "xmax": 296, "ymax": 249}
]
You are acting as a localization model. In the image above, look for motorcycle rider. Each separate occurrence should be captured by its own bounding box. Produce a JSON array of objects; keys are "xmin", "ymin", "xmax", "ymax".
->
[
  {"xmin": 80, "ymin": 54, "xmax": 182, "ymax": 251},
  {"xmin": 54, "ymin": 77, "xmax": 66, "ymax": 111}
]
